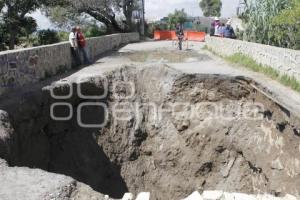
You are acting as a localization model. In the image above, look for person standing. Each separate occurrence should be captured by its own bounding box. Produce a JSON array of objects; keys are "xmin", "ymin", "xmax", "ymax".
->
[
  {"xmin": 175, "ymin": 23, "xmax": 184, "ymax": 50},
  {"xmin": 69, "ymin": 27, "xmax": 81, "ymax": 67},
  {"xmin": 76, "ymin": 26, "xmax": 91, "ymax": 65},
  {"xmin": 213, "ymin": 17, "xmax": 221, "ymax": 36},
  {"xmin": 219, "ymin": 23, "xmax": 226, "ymax": 37},
  {"xmin": 224, "ymin": 21, "xmax": 236, "ymax": 39}
]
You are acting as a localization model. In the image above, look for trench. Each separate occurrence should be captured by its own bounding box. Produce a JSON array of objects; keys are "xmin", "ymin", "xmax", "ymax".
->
[{"xmin": 0, "ymin": 65, "xmax": 300, "ymax": 200}]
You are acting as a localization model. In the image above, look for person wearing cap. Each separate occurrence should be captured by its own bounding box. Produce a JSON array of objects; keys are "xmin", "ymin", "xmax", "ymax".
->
[
  {"xmin": 214, "ymin": 17, "xmax": 222, "ymax": 36},
  {"xmin": 223, "ymin": 21, "xmax": 236, "ymax": 39},
  {"xmin": 210, "ymin": 17, "xmax": 221, "ymax": 36}
]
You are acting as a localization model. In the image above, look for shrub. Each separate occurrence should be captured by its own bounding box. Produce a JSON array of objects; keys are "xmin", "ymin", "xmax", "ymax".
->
[
  {"xmin": 57, "ymin": 31, "xmax": 69, "ymax": 41},
  {"xmin": 38, "ymin": 29, "xmax": 60, "ymax": 45},
  {"xmin": 269, "ymin": 0, "xmax": 300, "ymax": 49},
  {"xmin": 84, "ymin": 25, "xmax": 106, "ymax": 38}
]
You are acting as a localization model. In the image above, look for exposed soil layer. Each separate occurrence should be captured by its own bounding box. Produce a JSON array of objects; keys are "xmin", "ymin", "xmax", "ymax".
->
[{"xmin": 0, "ymin": 65, "xmax": 300, "ymax": 200}]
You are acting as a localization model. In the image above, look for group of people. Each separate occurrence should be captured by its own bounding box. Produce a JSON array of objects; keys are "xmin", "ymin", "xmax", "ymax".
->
[
  {"xmin": 69, "ymin": 26, "xmax": 90, "ymax": 66},
  {"xmin": 174, "ymin": 17, "xmax": 236, "ymax": 51},
  {"xmin": 210, "ymin": 17, "xmax": 236, "ymax": 39}
]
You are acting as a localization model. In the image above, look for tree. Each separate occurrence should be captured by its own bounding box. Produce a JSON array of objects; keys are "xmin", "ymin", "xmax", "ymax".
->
[
  {"xmin": 72, "ymin": 0, "xmax": 123, "ymax": 32},
  {"xmin": 84, "ymin": 24, "xmax": 106, "ymax": 38},
  {"xmin": 199, "ymin": 0, "xmax": 222, "ymax": 17},
  {"xmin": 122, "ymin": 0, "xmax": 136, "ymax": 31},
  {"xmin": 241, "ymin": 0, "xmax": 290, "ymax": 45},
  {"xmin": 37, "ymin": 29, "xmax": 60, "ymax": 45},
  {"xmin": 21, "ymin": 17, "xmax": 38, "ymax": 40},
  {"xmin": 269, "ymin": 0, "xmax": 300, "ymax": 49},
  {"xmin": 167, "ymin": 9, "xmax": 187, "ymax": 29},
  {"xmin": 0, "ymin": 15, "xmax": 37, "ymax": 50},
  {"xmin": 0, "ymin": 0, "xmax": 44, "ymax": 49},
  {"xmin": 46, "ymin": 0, "xmax": 138, "ymax": 33},
  {"xmin": 45, "ymin": 6, "xmax": 88, "ymax": 31}
]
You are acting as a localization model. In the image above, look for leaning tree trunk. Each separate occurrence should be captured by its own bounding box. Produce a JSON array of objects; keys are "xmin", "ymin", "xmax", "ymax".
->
[
  {"xmin": 123, "ymin": 0, "xmax": 134, "ymax": 32},
  {"xmin": 8, "ymin": 25, "xmax": 16, "ymax": 50},
  {"xmin": 7, "ymin": 6, "xmax": 16, "ymax": 50},
  {"xmin": 86, "ymin": 10, "xmax": 125, "ymax": 33},
  {"xmin": 110, "ymin": 16, "xmax": 124, "ymax": 33}
]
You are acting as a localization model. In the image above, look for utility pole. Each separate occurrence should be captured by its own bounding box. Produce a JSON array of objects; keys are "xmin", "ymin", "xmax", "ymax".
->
[
  {"xmin": 140, "ymin": 0, "xmax": 145, "ymax": 36},
  {"xmin": 237, "ymin": 0, "xmax": 246, "ymax": 16}
]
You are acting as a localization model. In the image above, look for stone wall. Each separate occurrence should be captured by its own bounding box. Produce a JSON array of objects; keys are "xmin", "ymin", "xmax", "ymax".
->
[
  {"xmin": 0, "ymin": 32, "xmax": 139, "ymax": 95},
  {"xmin": 206, "ymin": 36, "xmax": 300, "ymax": 81}
]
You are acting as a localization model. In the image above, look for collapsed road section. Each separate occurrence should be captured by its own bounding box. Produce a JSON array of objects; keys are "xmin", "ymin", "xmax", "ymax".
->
[{"xmin": 0, "ymin": 65, "xmax": 299, "ymax": 200}]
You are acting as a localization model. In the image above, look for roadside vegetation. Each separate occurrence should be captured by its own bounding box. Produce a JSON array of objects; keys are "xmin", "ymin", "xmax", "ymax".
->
[
  {"xmin": 238, "ymin": 0, "xmax": 300, "ymax": 50},
  {"xmin": 203, "ymin": 45, "xmax": 300, "ymax": 92},
  {"xmin": 199, "ymin": 0, "xmax": 222, "ymax": 17}
]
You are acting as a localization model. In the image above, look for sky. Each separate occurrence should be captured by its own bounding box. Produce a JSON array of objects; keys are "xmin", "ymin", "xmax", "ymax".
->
[
  {"xmin": 145, "ymin": 0, "xmax": 240, "ymax": 21},
  {"xmin": 32, "ymin": 0, "xmax": 239, "ymax": 29}
]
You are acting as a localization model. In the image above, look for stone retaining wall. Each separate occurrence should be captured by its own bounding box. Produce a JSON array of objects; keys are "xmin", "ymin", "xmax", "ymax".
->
[
  {"xmin": 206, "ymin": 36, "xmax": 300, "ymax": 81},
  {"xmin": 0, "ymin": 32, "xmax": 139, "ymax": 95}
]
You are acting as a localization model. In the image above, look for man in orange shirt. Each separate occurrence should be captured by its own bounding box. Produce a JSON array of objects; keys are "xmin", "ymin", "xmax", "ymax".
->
[{"xmin": 76, "ymin": 26, "xmax": 91, "ymax": 65}]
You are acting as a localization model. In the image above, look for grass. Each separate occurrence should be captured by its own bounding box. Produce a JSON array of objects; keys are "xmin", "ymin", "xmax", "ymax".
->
[
  {"xmin": 280, "ymin": 74, "xmax": 300, "ymax": 92},
  {"xmin": 202, "ymin": 45, "xmax": 220, "ymax": 57},
  {"xmin": 203, "ymin": 46, "xmax": 300, "ymax": 92},
  {"xmin": 225, "ymin": 53, "xmax": 280, "ymax": 80}
]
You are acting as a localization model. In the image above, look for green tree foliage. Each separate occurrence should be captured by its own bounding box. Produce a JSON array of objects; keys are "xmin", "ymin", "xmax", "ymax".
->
[
  {"xmin": 199, "ymin": 0, "xmax": 222, "ymax": 17},
  {"xmin": 57, "ymin": 31, "xmax": 70, "ymax": 41},
  {"xmin": 37, "ymin": 29, "xmax": 60, "ymax": 45},
  {"xmin": 269, "ymin": 0, "xmax": 300, "ymax": 49},
  {"xmin": 45, "ymin": 6, "xmax": 107, "ymax": 36},
  {"xmin": 21, "ymin": 17, "xmax": 38, "ymax": 39},
  {"xmin": 241, "ymin": 0, "xmax": 290, "ymax": 45},
  {"xmin": 0, "ymin": 0, "xmax": 44, "ymax": 49},
  {"xmin": 167, "ymin": 9, "xmax": 188, "ymax": 29},
  {"xmin": 45, "ymin": 6, "xmax": 88, "ymax": 31},
  {"xmin": 0, "ymin": 15, "xmax": 37, "ymax": 50},
  {"xmin": 46, "ymin": 0, "xmax": 139, "ymax": 33},
  {"xmin": 84, "ymin": 24, "xmax": 106, "ymax": 38},
  {"xmin": 0, "ymin": 23, "xmax": 9, "ymax": 50}
]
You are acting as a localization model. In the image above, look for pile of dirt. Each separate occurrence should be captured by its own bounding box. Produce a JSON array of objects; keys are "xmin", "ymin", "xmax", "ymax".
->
[{"xmin": 0, "ymin": 65, "xmax": 299, "ymax": 200}]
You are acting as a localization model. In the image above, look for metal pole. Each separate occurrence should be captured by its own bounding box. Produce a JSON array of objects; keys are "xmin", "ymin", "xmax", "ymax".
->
[{"xmin": 140, "ymin": 0, "xmax": 145, "ymax": 36}]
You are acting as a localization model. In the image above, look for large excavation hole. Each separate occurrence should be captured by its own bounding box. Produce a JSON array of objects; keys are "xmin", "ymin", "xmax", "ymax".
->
[{"xmin": 1, "ymin": 65, "xmax": 300, "ymax": 200}]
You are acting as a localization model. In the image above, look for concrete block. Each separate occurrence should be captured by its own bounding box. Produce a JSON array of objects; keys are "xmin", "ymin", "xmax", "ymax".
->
[
  {"xmin": 222, "ymin": 192, "xmax": 256, "ymax": 200},
  {"xmin": 122, "ymin": 193, "xmax": 134, "ymax": 200},
  {"xmin": 256, "ymin": 194, "xmax": 281, "ymax": 200},
  {"xmin": 203, "ymin": 190, "xmax": 224, "ymax": 200},
  {"xmin": 283, "ymin": 194, "xmax": 298, "ymax": 200},
  {"xmin": 183, "ymin": 191, "xmax": 203, "ymax": 200},
  {"xmin": 135, "ymin": 192, "xmax": 150, "ymax": 200}
]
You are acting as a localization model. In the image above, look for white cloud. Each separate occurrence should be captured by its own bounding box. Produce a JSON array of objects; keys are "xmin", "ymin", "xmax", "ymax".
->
[
  {"xmin": 145, "ymin": 0, "xmax": 240, "ymax": 21},
  {"xmin": 29, "ymin": 10, "xmax": 52, "ymax": 30}
]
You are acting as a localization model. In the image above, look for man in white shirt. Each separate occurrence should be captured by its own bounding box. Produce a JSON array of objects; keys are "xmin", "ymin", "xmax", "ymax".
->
[{"xmin": 69, "ymin": 27, "xmax": 81, "ymax": 67}]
